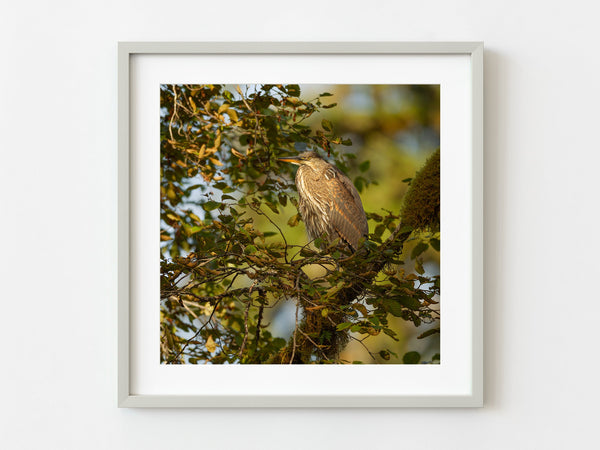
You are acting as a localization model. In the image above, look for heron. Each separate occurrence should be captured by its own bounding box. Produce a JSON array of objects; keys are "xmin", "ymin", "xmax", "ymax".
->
[{"xmin": 278, "ymin": 151, "xmax": 368, "ymax": 251}]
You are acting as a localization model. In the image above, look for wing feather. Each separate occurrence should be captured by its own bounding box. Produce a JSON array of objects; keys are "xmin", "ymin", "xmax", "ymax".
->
[{"xmin": 327, "ymin": 167, "xmax": 368, "ymax": 250}]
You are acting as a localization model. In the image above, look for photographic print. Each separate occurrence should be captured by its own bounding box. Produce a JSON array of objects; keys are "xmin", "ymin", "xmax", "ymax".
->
[{"xmin": 159, "ymin": 83, "xmax": 440, "ymax": 365}]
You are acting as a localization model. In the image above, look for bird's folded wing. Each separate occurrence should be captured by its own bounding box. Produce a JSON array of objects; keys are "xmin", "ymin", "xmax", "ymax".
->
[{"xmin": 328, "ymin": 168, "xmax": 369, "ymax": 250}]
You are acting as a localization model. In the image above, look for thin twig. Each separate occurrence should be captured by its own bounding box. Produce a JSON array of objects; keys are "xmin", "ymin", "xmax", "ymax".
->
[
  {"xmin": 161, "ymin": 286, "xmax": 254, "ymax": 305},
  {"xmin": 349, "ymin": 335, "xmax": 377, "ymax": 362},
  {"xmin": 247, "ymin": 201, "xmax": 290, "ymax": 263},
  {"xmin": 167, "ymin": 299, "xmax": 222, "ymax": 364},
  {"xmin": 165, "ymin": 272, "xmax": 244, "ymax": 364},
  {"xmin": 289, "ymin": 272, "xmax": 303, "ymax": 364},
  {"xmin": 238, "ymin": 299, "xmax": 252, "ymax": 360},
  {"xmin": 238, "ymin": 85, "xmax": 267, "ymax": 150},
  {"xmin": 289, "ymin": 300, "xmax": 300, "ymax": 364},
  {"xmin": 168, "ymin": 85, "xmax": 178, "ymax": 141}
]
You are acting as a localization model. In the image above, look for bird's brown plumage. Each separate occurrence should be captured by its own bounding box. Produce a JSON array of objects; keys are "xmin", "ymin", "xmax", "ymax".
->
[{"xmin": 279, "ymin": 151, "xmax": 368, "ymax": 251}]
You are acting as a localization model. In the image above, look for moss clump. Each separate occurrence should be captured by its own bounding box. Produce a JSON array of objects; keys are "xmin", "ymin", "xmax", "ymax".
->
[{"xmin": 401, "ymin": 149, "xmax": 440, "ymax": 231}]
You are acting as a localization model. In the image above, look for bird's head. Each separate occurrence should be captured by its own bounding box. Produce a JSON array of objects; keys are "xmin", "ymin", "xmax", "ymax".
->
[{"xmin": 278, "ymin": 151, "xmax": 323, "ymax": 169}]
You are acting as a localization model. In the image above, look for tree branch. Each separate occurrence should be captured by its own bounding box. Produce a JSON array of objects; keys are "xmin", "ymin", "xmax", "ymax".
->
[{"xmin": 336, "ymin": 221, "xmax": 412, "ymax": 305}]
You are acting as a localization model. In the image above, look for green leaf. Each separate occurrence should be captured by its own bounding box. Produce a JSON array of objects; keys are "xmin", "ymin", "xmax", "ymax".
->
[
  {"xmin": 374, "ymin": 224, "xmax": 386, "ymax": 237},
  {"xmin": 265, "ymin": 201, "xmax": 279, "ymax": 214},
  {"xmin": 321, "ymin": 119, "xmax": 333, "ymax": 132},
  {"xmin": 202, "ymin": 200, "xmax": 221, "ymax": 211},
  {"xmin": 399, "ymin": 224, "xmax": 413, "ymax": 234},
  {"xmin": 244, "ymin": 245, "xmax": 257, "ymax": 254},
  {"xmin": 359, "ymin": 160, "xmax": 370, "ymax": 172},
  {"xmin": 414, "ymin": 259, "xmax": 424, "ymax": 274},
  {"xmin": 286, "ymin": 84, "xmax": 300, "ymax": 96},
  {"xmin": 336, "ymin": 322, "xmax": 352, "ymax": 331},
  {"xmin": 398, "ymin": 296, "xmax": 421, "ymax": 311},
  {"xmin": 326, "ymin": 281, "xmax": 345, "ymax": 298},
  {"xmin": 403, "ymin": 351, "xmax": 421, "ymax": 364},
  {"xmin": 247, "ymin": 166, "xmax": 261, "ymax": 179},
  {"xmin": 411, "ymin": 242, "xmax": 429, "ymax": 259},
  {"xmin": 368, "ymin": 316, "xmax": 380, "ymax": 326},
  {"xmin": 222, "ymin": 90, "xmax": 233, "ymax": 102},
  {"xmin": 417, "ymin": 328, "xmax": 440, "ymax": 339},
  {"xmin": 354, "ymin": 177, "xmax": 364, "ymax": 193},
  {"xmin": 185, "ymin": 226, "xmax": 203, "ymax": 236},
  {"xmin": 383, "ymin": 328, "xmax": 399, "ymax": 341},
  {"xmin": 382, "ymin": 298, "xmax": 404, "ymax": 317},
  {"xmin": 430, "ymin": 238, "xmax": 440, "ymax": 252}
]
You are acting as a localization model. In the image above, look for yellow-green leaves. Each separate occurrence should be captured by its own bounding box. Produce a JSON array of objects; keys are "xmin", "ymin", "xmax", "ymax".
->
[
  {"xmin": 205, "ymin": 335, "xmax": 217, "ymax": 353},
  {"xmin": 287, "ymin": 213, "xmax": 300, "ymax": 227}
]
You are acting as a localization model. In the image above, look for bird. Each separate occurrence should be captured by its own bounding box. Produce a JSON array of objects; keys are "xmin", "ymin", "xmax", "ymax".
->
[{"xmin": 278, "ymin": 151, "xmax": 368, "ymax": 251}]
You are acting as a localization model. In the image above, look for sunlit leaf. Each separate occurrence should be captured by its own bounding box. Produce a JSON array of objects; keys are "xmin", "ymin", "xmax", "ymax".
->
[
  {"xmin": 226, "ymin": 109, "xmax": 238, "ymax": 122},
  {"xmin": 336, "ymin": 322, "xmax": 352, "ymax": 331},
  {"xmin": 287, "ymin": 213, "xmax": 300, "ymax": 227},
  {"xmin": 206, "ymin": 335, "xmax": 217, "ymax": 353}
]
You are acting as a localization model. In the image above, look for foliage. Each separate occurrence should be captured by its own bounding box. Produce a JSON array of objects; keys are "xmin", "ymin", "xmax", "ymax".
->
[{"xmin": 160, "ymin": 84, "xmax": 440, "ymax": 364}]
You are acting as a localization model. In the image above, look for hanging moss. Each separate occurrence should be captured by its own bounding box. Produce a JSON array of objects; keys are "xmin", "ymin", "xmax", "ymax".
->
[{"xmin": 401, "ymin": 149, "xmax": 440, "ymax": 231}]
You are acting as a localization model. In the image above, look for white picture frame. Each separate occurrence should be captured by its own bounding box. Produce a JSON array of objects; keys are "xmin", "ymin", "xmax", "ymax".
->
[{"xmin": 118, "ymin": 42, "xmax": 483, "ymax": 407}]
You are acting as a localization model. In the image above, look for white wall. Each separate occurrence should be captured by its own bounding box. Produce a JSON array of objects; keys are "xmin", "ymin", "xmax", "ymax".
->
[{"xmin": 1, "ymin": 1, "xmax": 599, "ymax": 448}]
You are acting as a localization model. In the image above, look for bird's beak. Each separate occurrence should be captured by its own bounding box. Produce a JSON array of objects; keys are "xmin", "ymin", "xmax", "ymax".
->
[{"xmin": 278, "ymin": 156, "xmax": 302, "ymax": 165}]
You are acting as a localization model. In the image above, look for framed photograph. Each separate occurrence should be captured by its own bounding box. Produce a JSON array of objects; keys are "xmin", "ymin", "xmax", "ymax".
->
[{"xmin": 118, "ymin": 42, "xmax": 483, "ymax": 407}]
